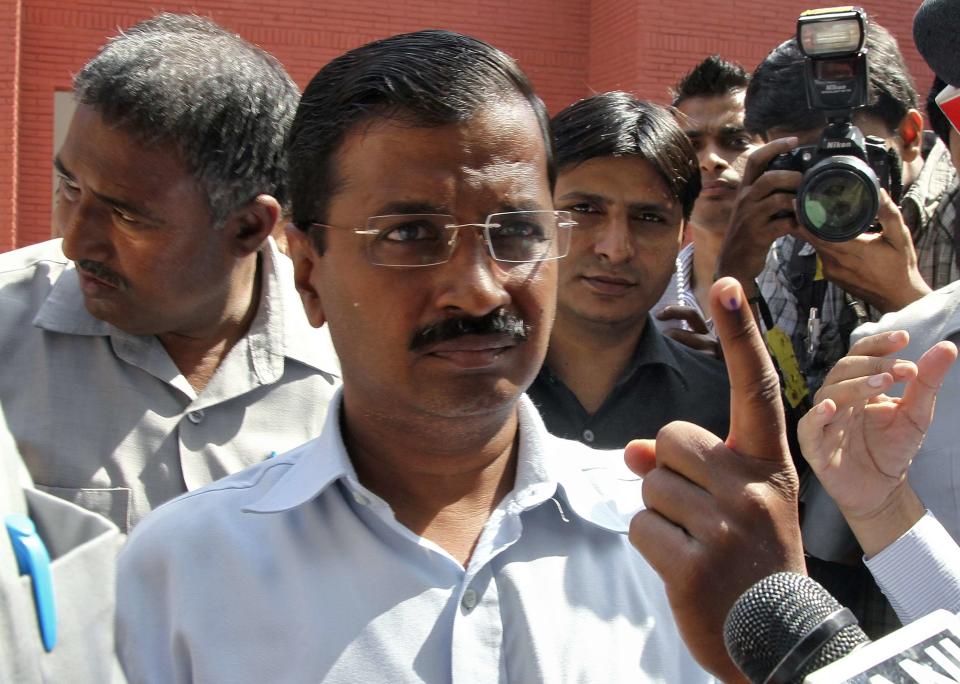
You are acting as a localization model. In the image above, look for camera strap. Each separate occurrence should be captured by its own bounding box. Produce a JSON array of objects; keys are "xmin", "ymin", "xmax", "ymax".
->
[
  {"xmin": 753, "ymin": 289, "xmax": 812, "ymax": 480},
  {"xmin": 789, "ymin": 243, "xmax": 829, "ymax": 364},
  {"xmin": 755, "ymin": 292, "xmax": 810, "ymax": 413}
]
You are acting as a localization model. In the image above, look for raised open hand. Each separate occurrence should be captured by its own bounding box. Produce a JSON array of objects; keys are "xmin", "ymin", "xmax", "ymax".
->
[{"xmin": 798, "ymin": 330, "xmax": 957, "ymax": 554}]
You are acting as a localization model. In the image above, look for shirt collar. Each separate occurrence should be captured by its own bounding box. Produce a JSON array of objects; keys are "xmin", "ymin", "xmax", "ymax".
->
[
  {"xmin": 244, "ymin": 390, "xmax": 640, "ymax": 535},
  {"xmin": 33, "ymin": 249, "xmax": 112, "ymax": 336},
  {"xmin": 536, "ymin": 316, "xmax": 685, "ymax": 390},
  {"xmin": 902, "ymin": 137, "xmax": 956, "ymax": 233},
  {"xmin": 244, "ymin": 238, "xmax": 339, "ymax": 380},
  {"xmin": 617, "ymin": 316, "xmax": 684, "ymax": 384},
  {"xmin": 32, "ymin": 237, "xmax": 337, "ymax": 378}
]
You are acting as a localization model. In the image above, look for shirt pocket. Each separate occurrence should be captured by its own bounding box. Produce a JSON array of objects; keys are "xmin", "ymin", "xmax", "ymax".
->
[{"xmin": 33, "ymin": 485, "xmax": 131, "ymax": 534}]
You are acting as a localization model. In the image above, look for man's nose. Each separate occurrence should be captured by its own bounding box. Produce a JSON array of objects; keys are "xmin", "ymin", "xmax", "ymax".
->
[
  {"xmin": 593, "ymin": 214, "xmax": 634, "ymax": 265},
  {"xmin": 59, "ymin": 196, "xmax": 113, "ymax": 264},
  {"xmin": 699, "ymin": 142, "xmax": 729, "ymax": 172},
  {"xmin": 56, "ymin": 197, "xmax": 112, "ymax": 261},
  {"xmin": 433, "ymin": 227, "xmax": 511, "ymax": 317}
]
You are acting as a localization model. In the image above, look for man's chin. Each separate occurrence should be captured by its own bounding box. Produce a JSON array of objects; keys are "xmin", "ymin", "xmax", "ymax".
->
[
  {"xmin": 690, "ymin": 209, "xmax": 734, "ymax": 235},
  {"xmin": 565, "ymin": 303, "xmax": 649, "ymax": 329},
  {"xmin": 414, "ymin": 382, "xmax": 524, "ymax": 421},
  {"xmin": 81, "ymin": 297, "xmax": 155, "ymax": 336}
]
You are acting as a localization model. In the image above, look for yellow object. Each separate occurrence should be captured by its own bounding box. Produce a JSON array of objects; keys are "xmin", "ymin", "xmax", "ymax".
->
[
  {"xmin": 801, "ymin": 7, "xmax": 855, "ymax": 18},
  {"xmin": 765, "ymin": 327, "xmax": 810, "ymax": 409}
]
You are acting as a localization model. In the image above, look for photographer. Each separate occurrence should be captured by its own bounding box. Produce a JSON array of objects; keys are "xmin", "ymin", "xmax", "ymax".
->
[
  {"xmin": 716, "ymin": 14, "xmax": 957, "ymax": 638},
  {"xmin": 717, "ymin": 20, "xmax": 953, "ymax": 401}
]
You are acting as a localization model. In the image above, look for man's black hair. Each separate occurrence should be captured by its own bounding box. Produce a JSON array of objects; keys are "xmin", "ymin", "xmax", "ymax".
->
[
  {"xmin": 551, "ymin": 92, "xmax": 701, "ymax": 221},
  {"xmin": 744, "ymin": 22, "xmax": 919, "ymax": 136},
  {"xmin": 74, "ymin": 13, "xmax": 299, "ymax": 225},
  {"xmin": 671, "ymin": 55, "xmax": 750, "ymax": 107},
  {"xmin": 288, "ymin": 29, "xmax": 556, "ymax": 252},
  {"xmin": 927, "ymin": 76, "xmax": 953, "ymax": 146}
]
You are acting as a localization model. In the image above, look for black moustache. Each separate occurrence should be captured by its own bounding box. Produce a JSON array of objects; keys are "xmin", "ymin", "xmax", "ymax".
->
[
  {"xmin": 409, "ymin": 308, "xmax": 528, "ymax": 352},
  {"xmin": 76, "ymin": 260, "xmax": 123, "ymax": 288}
]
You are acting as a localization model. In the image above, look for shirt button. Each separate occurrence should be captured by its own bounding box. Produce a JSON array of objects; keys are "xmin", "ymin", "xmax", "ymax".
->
[
  {"xmin": 582, "ymin": 429, "xmax": 594, "ymax": 443},
  {"xmin": 187, "ymin": 409, "xmax": 205, "ymax": 424},
  {"xmin": 461, "ymin": 589, "xmax": 478, "ymax": 610},
  {"xmin": 352, "ymin": 491, "xmax": 369, "ymax": 506}
]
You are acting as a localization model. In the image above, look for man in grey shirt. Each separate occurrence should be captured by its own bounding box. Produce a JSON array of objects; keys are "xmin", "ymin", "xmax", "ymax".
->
[
  {"xmin": 1, "ymin": 404, "xmax": 122, "ymax": 682},
  {"xmin": 0, "ymin": 14, "xmax": 339, "ymax": 532}
]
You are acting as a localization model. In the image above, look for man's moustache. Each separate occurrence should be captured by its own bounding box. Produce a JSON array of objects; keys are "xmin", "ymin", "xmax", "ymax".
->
[
  {"xmin": 76, "ymin": 259, "xmax": 125, "ymax": 289},
  {"xmin": 409, "ymin": 308, "xmax": 529, "ymax": 352}
]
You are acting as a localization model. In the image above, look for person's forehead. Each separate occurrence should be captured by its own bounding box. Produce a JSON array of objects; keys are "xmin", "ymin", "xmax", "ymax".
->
[
  {"xmin": 678, "ymin": 91, "xmax": 746, "ymax": 132},
  {"xmin": 557, "ymin": 155, "xmax": 677, "ymax": 207},
  {"xmin": 63, "ymin": 105, "xmax": 189, "ymax": 178},
  {"xmin": 325, "ymin": 101, "xmax": 551, "ymax": 219},
  {"xmin": 59, "ymin": 104, "xmax": 204, "ymax": 221}
]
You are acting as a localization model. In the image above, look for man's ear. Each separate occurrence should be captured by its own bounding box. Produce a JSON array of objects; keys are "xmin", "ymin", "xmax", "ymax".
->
[
  {"xmin": 285, "ymin": 224, "xmax": 327, "ymax": 329},
  {"xmin": 896, "ymin": 109, "xmax": 924, "ymax": 163},
  {"xmin": 227, "ymin": 194, "xmax": 281, "ymax": 257}
]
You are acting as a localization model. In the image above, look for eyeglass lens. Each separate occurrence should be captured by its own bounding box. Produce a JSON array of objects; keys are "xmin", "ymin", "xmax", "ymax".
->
[{"xmin": 364, "ymin": 211, "xmax": 571, "ymax": 266}]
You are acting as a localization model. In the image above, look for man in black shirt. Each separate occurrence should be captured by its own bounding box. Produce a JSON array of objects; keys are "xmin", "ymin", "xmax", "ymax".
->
[{"xmin": 529, "ymin": 93, "xmax": 730, "ymax": 448}]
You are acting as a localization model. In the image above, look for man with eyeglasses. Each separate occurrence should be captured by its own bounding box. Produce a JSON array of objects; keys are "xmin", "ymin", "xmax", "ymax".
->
[
  {"xmin": 116, "ymin": 30, "xmax": 805, "ymax": 683},
  {"xmin": 529, "ymin": 93, "xmax": 730, "ymax": 449}
]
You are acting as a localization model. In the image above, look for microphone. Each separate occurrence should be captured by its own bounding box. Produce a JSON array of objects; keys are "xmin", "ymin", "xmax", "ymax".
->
[
  {"xmin": 724, "ymin": 572, "xmax": 868, "ymax": 683},
  {"xmin": 914, "ymin": 0, "xmax": 960, "ymax": 87},
  {"xmin": 725, "ymin": 572, "xmax": 960, "ymax": 683}
]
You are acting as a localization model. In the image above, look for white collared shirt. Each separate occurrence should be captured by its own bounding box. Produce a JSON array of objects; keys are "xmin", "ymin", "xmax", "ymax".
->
[
  {"xmin": 117, "ymin": 393, "xmax": 713, "ymax": 683},
  {"xmin": 0, "ymin": 237, "xmax": 340, "ymax": 531}
]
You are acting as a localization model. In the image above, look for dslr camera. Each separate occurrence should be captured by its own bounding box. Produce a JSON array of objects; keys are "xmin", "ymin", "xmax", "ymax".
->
[{"xmin": 767, "ymin": 6, "xmax": 901, "ymax": 241}]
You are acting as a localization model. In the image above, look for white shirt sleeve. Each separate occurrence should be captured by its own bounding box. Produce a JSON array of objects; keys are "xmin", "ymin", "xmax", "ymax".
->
[{"xmin": 864, "ymin": 511, "xmax": 960, "ymax": 624}]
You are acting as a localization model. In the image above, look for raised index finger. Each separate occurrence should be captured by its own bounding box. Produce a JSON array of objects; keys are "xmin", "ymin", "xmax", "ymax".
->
[{"xmin": 712, "ymin": 277, "xmax": 790, "ymax": 464}]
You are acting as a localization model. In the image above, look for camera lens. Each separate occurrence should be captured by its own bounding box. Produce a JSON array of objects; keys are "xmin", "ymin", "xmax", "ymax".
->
[{"xmin": 797, "ymin": 156, "xmax": 880, "ymax": 241}]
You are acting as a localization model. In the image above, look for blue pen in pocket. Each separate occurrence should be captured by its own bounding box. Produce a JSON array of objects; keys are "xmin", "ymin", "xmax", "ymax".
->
[{"xmin": 6, "ymin": 513, "xmax": 57, "ymax": 651}]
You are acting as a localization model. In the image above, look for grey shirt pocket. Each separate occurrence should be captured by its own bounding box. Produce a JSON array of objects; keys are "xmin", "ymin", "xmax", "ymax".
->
[{"xmin": 34, "ymin": 485, "xmax": 131, "ymax": 535}]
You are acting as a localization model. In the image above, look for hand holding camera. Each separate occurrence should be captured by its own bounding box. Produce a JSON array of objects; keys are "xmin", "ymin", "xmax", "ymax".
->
[
  {"xmin": 807, "ymin": 189, "xmax": 931, "ymax": 313},
  {"xmin": 763, "ymin": 7, "xmax": 903, "ymax": 243},
  {"xmin": 715, "ymin": 137, "xmax": 803, "ymax": 289},
  {"xmin": 719, "ymin": 7, "xmax": 931, "ymax": 314}
]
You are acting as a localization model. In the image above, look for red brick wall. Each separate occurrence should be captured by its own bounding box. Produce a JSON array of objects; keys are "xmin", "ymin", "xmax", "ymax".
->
[
  {"xmin": 596, "ymin": 1, "xmax": 933, "ymax": 106},
  {"xmin": 0, "ymin": 0, "xmax": 933, "ymax": 252},
  {"xmin": 0, "ymin": 0, "xmax": 21, "ymax": 252}
]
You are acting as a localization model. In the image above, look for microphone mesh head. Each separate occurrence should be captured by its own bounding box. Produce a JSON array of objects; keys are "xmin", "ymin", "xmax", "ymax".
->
[{"xmin": 723, "ymin": 572, "xmax": 869, "ymax": 684}]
